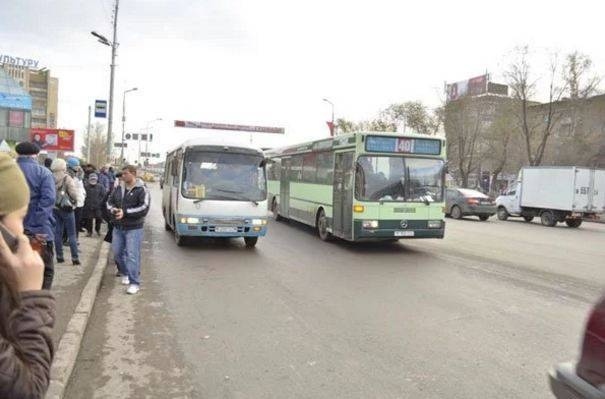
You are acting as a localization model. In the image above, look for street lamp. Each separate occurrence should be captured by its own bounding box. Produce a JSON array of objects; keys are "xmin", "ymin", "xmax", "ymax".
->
[
  {"xmin": 322, "ymin": 98, "xmax": 335, "ymax": 136},
  {"xmin": 92, "ymin": 20, "xmax": 119, "ymax": 162},
  {"xmin": 121, "ymin": 87, "xmax": 138, "ymax": 163}
]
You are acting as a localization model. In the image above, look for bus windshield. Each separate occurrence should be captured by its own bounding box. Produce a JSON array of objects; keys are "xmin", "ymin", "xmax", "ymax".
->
[
  {"xmin": 355, "ymin": 156, "xmax": 444, "ymax": 202},
  {"xmin": 181, "ymin": 151, "xmax": 267, "ymax": 201}
]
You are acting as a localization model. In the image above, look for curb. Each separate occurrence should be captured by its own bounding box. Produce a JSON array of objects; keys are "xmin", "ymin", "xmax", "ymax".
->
[{"xmin": 46, "ymin": 241, "xmax": 110, "ymax": 399}]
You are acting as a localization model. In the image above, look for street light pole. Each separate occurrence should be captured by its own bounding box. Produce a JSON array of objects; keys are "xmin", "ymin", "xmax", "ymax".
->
[
  {"xmin": 91, "ymin": 0, "xmax": 120, "ymax": 163},
  {"xmin": 120, "ymin": 87, "xmax": 138, "ymax": 163},
  {"xmin": 107, "ymin": 0, "xmax": 119, "ymax": 162},
  {"xmin": 322, "ymin": 98, "xmax": 335, "ymax": 136},
  {"xmin": 86, "ymin": 105, "xmax": 92, "ymax": 161}
]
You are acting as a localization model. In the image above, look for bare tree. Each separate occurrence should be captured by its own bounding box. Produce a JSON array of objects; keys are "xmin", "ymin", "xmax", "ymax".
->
[
  {"xmin": 554, "ymin": 52, "xmax": 603, "ymax": 165},
  {"xmin": 81, "ymin": 122, "xmax": 108, "ymax": 167},
  {"xmin": 505, "ymin": 46, "xmax": 567, "ymax": 166},
  {"xmin": 444, "ymin": 96, "xmax": 490, "ymax": 187},
  {"xmin": 564, "ymin": 51, "xmax": 601, "ymax": 100},
  {"xmin": 481, "ymin": 99, "xmax": 517, "ymax": 193}
]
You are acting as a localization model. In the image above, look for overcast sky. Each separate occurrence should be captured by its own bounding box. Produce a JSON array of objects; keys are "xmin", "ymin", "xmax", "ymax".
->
[{"xmin": 3, "ymin": 0, "xmax": 604, "ymax": 160}]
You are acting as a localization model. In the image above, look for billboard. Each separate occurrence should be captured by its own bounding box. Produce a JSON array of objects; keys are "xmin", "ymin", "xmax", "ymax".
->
[
  {"xmin": 446, "ymin": 74, "xmax": 488, "ymax": 102},
  {"xmin": 174, "ymin": 120, "xmax": 285, "ymax": 134},
  {"xmin": 30, "ymin": 128, "xmax": 74, "ymax": 151}
]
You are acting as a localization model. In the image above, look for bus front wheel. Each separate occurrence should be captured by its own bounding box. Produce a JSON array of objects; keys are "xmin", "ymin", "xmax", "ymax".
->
[
  {"xmin": 316, "ymin": 209, "xmax": 332, "ymax": 242},
  {"xmin": 244, "ymin": 237, "xmax": 258, "ymax": 248},
  {"xmin": 173, "ymin": 219, "xmax": 185, "ymax": 246}
]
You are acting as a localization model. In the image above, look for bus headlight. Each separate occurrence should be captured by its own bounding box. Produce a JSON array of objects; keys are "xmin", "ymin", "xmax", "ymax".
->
[
  {"xmin": 428, "ymin": 220, "xmax": 442, "ymax": 229},
  {"xmin": 186, "ymin": 217, "xmax": 200, "ymax": 224},
  {"xmin": 252, "ymin": 219, "xmax": 267, "ymax": 226},
  {"xmin": 362, "ymin": 220, "xmax": 379, "ymax": 229}
]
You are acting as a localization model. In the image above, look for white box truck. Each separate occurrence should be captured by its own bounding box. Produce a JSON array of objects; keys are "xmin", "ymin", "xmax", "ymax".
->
[{"xmin": 495, "ymin": 167, "xmax": 605, "ymax": 227}]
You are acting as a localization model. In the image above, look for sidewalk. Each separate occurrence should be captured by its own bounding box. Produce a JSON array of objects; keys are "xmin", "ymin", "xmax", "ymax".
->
[
  {"xmin": 46, "ymin": 233, "xmax": 110, "ymax": 399},
  {"xmin": 51, "ymin": 235, "xmax": 104, "ymax": 344}
]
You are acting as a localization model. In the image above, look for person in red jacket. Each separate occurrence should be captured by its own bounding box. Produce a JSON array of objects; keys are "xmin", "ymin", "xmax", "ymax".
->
[{"xmin": 0, "ymin": 153, "xmax": 55, "ymax": 398}]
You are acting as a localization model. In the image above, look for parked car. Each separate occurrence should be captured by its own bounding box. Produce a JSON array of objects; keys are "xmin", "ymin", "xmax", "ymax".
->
[
  {"xmin": 549, "ymin": 294, "xmax": 605, "ymax": 398},
  {"xmin": 445, "ymin": 188, "xmax": 496, "ymax": 221}
]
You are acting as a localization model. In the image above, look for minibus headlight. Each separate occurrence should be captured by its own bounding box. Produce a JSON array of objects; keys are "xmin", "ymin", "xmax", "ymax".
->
[{"xmin": 252, "ymin": 219, "xmax": 267, "ymax": 225}]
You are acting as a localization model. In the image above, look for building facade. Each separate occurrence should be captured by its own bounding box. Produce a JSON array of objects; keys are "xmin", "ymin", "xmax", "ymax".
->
[
  {"xmin": 1, "ymin": 64, "xmax": 58, "ymax": 128},
  {"xmin": 0, "ymin": 68, "xmax": 32, "ymax": 143}
]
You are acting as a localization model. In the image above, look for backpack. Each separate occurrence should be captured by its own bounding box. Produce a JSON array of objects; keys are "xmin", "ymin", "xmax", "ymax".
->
[{"xmin": 55, "ymin": 176, "xmax": 76, "ymax": 212}]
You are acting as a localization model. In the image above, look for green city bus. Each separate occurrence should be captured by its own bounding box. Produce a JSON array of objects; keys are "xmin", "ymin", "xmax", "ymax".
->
[{"xmin": 265, "ymin": 132, "xmax": 447, "ymax": 241}]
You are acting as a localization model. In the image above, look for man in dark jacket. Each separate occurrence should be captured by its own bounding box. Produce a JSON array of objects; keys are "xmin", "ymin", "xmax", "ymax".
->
[
  {"xmin": 15, "ymin": 142, "xmax": 57, "ymax": 289},
  {"xmin": 106, "ymin": 165, "xmax": 150, "ymax": 295},
  {"xmin": 83, "ymin": 173, "xmax": 105, "ymax": 236}
]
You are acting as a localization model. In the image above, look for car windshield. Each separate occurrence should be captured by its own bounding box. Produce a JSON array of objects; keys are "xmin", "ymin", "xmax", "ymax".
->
[
  {"xmin": 355, "ymin": 156, "xmax": 444, "ymax": 202},
  {"xmin": 181, "ymin": 151, "xmax": 266, "ymax": 201}
]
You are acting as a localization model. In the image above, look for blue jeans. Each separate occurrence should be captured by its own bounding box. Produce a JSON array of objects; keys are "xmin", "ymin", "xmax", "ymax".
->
[
  {"xmin": 112, "ymin": 227, "xmax": 143, "ymax": 286},
  {"xmin": 54, "ymin": 209, "xmax": 78, "ymax": 261}
]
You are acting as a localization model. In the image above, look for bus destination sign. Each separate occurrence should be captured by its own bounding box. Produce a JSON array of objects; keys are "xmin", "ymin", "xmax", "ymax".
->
[{"xmin": 365, "ymin": 136, "xmax": 441, "ymax": 155}]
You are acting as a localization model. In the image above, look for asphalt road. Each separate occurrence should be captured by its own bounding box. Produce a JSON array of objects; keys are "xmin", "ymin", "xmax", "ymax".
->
[{"xmin": 66, "ymin": 186, "xmax": 605, "ymax": 399}]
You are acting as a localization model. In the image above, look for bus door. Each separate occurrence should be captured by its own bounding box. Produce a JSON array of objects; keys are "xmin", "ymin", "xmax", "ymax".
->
[
  {"xmin": 280, "ymin": 158, "xmax": 291, "ymax": 217},
  {"xmin": 170, "ymin": 151, "xmax": 182, "ymax": 225},
  {"xmin": 333, "ymin": 151, "xmax": 355, "ymax": 239}
]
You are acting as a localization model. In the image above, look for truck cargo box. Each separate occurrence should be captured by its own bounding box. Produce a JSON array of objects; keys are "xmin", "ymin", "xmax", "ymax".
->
[{"xmin": 520, "ymin": 167, "xmax": 604, "ymax": 213}]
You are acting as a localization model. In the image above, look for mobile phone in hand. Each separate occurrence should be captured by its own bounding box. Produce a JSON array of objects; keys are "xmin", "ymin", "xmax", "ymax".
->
[{"xmin": 0, "ymin": 222, "xmax": 18, "ymax": 253}]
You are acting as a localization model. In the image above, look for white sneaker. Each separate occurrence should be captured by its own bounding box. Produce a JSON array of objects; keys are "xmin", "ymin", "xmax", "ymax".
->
[
  {"xmin": 121, "ymin": 276, "xmax": 130, "ymax": 285},
  {"xmin": 126, "ymin": 284, "xmax": 140, "ymax": 295}
]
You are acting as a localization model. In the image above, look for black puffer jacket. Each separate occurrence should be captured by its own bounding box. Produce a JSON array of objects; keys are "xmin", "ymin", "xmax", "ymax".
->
[
  {"xmin": 83, "ymin": 182, "xmax": 106, "ymax": 219},
  {"xmin": 106, "ymin": 178, "xmax": 150, "ymax": 230}
]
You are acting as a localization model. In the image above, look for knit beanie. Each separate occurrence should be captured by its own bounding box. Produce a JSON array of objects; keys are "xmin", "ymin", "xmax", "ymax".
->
[
  {"xmin": 0, "ymin": 153, "xmax": 30, "ymax": 216},
  {"xmin": 51, "ymin": 158, "xmax": 67, "ymax": 172}
]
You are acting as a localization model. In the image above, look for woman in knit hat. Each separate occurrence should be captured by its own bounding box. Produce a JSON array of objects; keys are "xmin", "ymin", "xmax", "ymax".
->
[
  {"xmin": 0, "ymin": 153, "xmax": 55, "ymax": 398},
  {"xmin": 50, "ymin": 158, "xmax": 80, "ymax": 265}
]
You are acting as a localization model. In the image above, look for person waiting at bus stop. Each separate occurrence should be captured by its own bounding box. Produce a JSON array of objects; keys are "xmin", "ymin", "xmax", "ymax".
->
[
  {"xmin": 107, "ymin": 165, "xmax": 150, "ymax": 295},
  {"xmin": 0, "ymin": 153, "xmax": 55, "ymax": 398},
  {"xmin": 15, "ymin": 142, "xmax": 57, "ymax": 289},
  {"xmin": 83, "ymin": 173, "xmax": 105, "ymax": 236}
]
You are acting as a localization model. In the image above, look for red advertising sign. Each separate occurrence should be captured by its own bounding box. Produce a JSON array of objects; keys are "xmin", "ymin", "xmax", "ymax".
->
[{"xmin": 30, "ymin": 128, "xmax": 75, "ymax": 151}]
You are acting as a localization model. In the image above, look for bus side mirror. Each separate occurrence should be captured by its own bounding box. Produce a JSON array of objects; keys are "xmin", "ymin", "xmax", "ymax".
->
[
  {"xmin": 444, "ymin": 162, "xmax": 449, "ymax": 174},
  {"xmin": 260, "ymin": 158, "xmax": 268, "ymax": 168}
]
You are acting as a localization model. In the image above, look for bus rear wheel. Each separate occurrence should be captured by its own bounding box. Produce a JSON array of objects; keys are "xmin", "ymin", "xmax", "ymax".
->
[
  {"xmin": 244, "ymin": 237, "xmax": 258, "ymax": 248},
  {"xmin": 316, "ymin": 209, "xmax": 332, "ymax": 241}
]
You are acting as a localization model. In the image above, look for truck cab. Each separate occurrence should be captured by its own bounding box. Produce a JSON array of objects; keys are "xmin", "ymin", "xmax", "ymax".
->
[{"xmin": 496, "ymin": 182, "xmax": 522, "ymax": 218}]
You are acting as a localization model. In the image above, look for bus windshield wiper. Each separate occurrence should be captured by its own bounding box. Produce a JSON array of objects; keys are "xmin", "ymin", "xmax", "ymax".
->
[{"xmin": 214, "ymin": 188, "xmax": 259, "ymax": 206}]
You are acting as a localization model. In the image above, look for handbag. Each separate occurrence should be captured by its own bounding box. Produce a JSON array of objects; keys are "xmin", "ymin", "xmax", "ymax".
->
[{"xmin": 55, "ymin": 176, "xmax": 76, "ymax": 212}]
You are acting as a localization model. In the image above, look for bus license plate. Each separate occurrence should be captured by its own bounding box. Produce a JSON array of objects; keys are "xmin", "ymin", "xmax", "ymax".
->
[
  {"xmin": 394, "ymin": 231, "xmax": 414, "ymax": 237},
  {"xmin": 216, "ymin": 226, "xmax": 238, "ymax": 233}
]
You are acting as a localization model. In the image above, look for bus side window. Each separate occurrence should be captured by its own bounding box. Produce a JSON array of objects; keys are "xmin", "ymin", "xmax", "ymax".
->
[
  {"xmin": 273, "ymin": 159, "xmax": 281, "ymax": 180},
  {"xmin": 290, "ymin": 155, "xmax": 303, "ymax": 181},
  {"xmin": 302, "ymin": 153, "xmax": 317, "ymax": 183},
  {"xmin": 164, "ymin": 158, "xmax": 172, "ymax": 184},
  {"xmin": 316, "ymin": 152, "xmax": 334, "ymax": 184}
]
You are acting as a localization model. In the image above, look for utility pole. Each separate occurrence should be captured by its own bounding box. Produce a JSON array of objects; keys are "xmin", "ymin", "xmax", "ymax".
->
[
  {"xmin": 87, "ymin": 105, "xmax": 92, "ymax": 161},
  {"xmin": 107, "ymin": 0, "xmax": 120, "ymax": 163}
]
